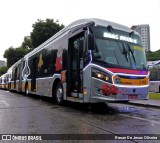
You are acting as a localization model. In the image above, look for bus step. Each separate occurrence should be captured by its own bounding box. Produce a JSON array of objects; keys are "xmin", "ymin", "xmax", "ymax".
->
[{"xmin": 67, "ymin": 96, "xmax": 83, "ymax": 103}]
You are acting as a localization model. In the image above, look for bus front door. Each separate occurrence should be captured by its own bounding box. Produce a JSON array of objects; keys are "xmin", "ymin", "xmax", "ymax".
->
[
  {"xmin": 67, "ymin": 34, "xmax": 84, "ymax": 98},
  {"xmin": 31, "ymin": 58, "xmax": 37, "ymax": 92}
]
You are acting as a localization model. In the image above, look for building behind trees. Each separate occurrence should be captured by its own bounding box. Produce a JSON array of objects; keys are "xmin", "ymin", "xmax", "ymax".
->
[{"xmin": 0, "ymin": 60, "xmax": 6, "ymax": 67}]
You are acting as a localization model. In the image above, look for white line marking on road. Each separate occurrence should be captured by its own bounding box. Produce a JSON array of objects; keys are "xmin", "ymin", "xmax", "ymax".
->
[
  {"xmin": 120, "ymin": 114, "xmax": 160, "ymax": 125},
  {"xmin": 2, "ymin": 100, "xmax": 10, "ymax": 107},
  {"xmin": 0, "ymin": 90, "xmax": 9, "ymax": 93}
]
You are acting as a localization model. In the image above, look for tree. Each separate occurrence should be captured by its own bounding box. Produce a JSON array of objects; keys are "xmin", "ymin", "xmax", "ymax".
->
[
  {"xmin": 3, "ymin": 47, "xmax": 31, "ymax": 67},
  {"xmin": 30, "ymin": 19, "xmax": 64, "ymax": 48},
  {"xmin": 0, "ymin": 66, "xmax": 8, "ymax": 76},
  {"xmin": 146, "ymin": 50, "xmax": 160, "ymax": 61},
  {"xmin": 3, "ymin": 18, "xmax": 64, "ymax": 67},
  {"xmin": 21, "ymin": 36, "xmax": 33, "ymax": 49}
]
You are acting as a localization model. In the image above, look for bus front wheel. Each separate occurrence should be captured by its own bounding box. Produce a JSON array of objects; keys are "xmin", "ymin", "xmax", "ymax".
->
[{"xmin": 55, "ymin": 82, "xmax": 63, "ymax": 104}]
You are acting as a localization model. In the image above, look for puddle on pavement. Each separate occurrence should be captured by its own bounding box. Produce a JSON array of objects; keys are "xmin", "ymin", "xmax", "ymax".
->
[
  {"xmin": 116, "ymin": 106, "xmax": 137, "ymax": 113},
  {"xmin": 106, "ymin": 104, "xmax": 140, "ymax": 114}
]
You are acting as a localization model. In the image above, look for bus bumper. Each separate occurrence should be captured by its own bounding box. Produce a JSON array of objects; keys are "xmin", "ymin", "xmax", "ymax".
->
[{"xmin": 90, "ymin": 78, "xmax": 149, "ymax": 103}]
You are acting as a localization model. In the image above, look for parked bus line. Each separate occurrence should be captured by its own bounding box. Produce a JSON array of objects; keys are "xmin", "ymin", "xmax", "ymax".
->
[{"xmin": 0, "ymin": 18, "xmax": 149, "ymax": 104}]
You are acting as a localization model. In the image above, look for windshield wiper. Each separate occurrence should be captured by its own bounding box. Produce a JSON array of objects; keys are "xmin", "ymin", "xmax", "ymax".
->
[
  {"xmin": 127, "ymin": 44, "xmax": 136, "ymax": 63},
  {"xmin": 120, "ymin": 44, "xmax": 128, "ymax": 62}
]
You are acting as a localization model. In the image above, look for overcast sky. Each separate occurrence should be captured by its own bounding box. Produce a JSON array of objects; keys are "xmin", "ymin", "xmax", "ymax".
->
[{"xmin": 0, "ymin": 0, "xmax": 160, "ymax": 60}]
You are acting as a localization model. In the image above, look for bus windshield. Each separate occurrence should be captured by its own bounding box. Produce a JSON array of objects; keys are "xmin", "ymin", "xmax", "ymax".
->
[{"xmin": 91, "ymin": 27, "xmax": 147, "ymax": 70}]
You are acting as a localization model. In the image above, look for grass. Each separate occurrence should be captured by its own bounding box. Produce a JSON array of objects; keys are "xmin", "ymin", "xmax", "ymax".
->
[{"xmin": 149, "ymin": 93, "xmax": 160, "ymax": 100}]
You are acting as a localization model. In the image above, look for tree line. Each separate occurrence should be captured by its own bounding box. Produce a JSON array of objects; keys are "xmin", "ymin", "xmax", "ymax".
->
[
  {"xmin": 146, "ymin": 50, "xmax": 160, "ymax": 61},
  {"xmin": 0, "ymin": 19, "xmax": 64, "ymax": 76}
]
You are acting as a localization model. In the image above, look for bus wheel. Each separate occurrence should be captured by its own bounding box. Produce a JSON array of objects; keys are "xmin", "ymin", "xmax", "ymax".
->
[
  {"xmin": 55, "ymin": 82, "xmax": 63, "ymax": 104},
  {"xmin": 25, "ymin": 84, "xmax": 29, "ymax": 95}
]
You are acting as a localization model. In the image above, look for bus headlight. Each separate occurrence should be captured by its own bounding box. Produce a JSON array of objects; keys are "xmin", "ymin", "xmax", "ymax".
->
[{"xmin": 92, "ymin": 68, "xmax": 112, "ymax": 83}]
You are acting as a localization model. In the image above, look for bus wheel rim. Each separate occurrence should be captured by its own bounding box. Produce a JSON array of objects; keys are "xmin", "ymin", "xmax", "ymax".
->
[{"xmin": 56, "ymin": 87, "xmax": 62, "ymax": 102}]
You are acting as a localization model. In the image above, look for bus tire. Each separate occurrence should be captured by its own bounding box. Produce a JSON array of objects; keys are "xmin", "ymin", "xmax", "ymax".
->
[
  {"xmin": 25, "ymin": 83, "xmax": 29, "ymax": 95},
  {"xmin": 55, "ymin": 82, "xmax": 63, "ymax": 104}
]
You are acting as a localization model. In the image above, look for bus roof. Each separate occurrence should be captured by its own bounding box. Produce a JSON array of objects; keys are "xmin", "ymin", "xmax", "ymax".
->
[
  {"xmin": 23, "ymin": 18, "xmax": 139, "ymax": 59},
  {"xmin": 7, "ymin": 58, "xmax": 23, "ymax": 73},
  {"xmin": 0, "ymin": 73, "xmax": 8, "ymax": 78}
]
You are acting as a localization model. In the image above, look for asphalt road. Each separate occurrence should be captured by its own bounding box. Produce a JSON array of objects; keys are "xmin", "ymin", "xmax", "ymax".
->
[{"xmin": 0, "ymin": 89, "xmax": 160, "ymax": 143}]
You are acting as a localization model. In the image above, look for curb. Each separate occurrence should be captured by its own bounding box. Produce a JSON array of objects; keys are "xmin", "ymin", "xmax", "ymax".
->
[{"xmin": 127, "ymin": 102, "xmax": 160, "ymax": 109}]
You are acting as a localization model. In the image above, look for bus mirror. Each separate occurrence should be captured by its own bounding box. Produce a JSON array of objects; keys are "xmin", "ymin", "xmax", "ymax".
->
[{"xmin": 88, "ymin": 34, "xmax": 94, "ymax": 50}]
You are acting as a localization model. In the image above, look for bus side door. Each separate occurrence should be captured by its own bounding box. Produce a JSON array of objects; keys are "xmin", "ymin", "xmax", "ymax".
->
[
  {"xmin": 31, "ymin": 57, "xmax": 38, "ymax": 92},
  {"xmin": 67, "ymin": 33, "xmax": 84, "ymax": 97}
]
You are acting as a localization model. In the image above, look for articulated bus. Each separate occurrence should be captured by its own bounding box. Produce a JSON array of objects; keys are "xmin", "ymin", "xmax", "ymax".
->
[
  {"xmin": 0, "ymin": 73, "xmax": 9, "ymax": 90},
  {"xmin": 7, "ymin": 18, "xmax": 149, "ymax": 104},
  {"xmin": 148, "ymin": 60, "xmax": 160, "ymax": 93}
]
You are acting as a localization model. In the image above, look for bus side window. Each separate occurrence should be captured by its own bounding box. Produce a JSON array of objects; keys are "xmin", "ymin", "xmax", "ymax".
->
[{"xmin": 62, "ymin": 49, "xmax": 67, "ymax": 70}]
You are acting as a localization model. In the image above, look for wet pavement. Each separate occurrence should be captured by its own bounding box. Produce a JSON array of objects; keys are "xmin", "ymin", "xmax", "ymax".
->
[
  {"xmin": 0, "ymin": 90, "xmax": 160, "ymax": 143},
  {"xmin": 128, "ymin": 99, "xmax": 160, "ymax": 109}
]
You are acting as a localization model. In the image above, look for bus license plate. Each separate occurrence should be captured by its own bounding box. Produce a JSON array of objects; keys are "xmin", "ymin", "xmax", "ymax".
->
[{"xmin": 128, "ymin": 94, "xmax": 138, "ymax": 99}]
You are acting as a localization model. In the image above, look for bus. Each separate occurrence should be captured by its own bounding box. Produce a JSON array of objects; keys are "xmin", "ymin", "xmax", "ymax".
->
[
  {"xmin": 0, "ymin": 73, "xmax": 9, "ymax": 90},
  {"xmin": 7, "ymin": 59, "xmax": 24, "ymax": 92},
  {"xmin": 148, "ymin": 60, "xmax": 160, "ymax": 93},
  {"xmin": 7, "ymin": 18, "xmax": 149, "ymax": 104}
]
